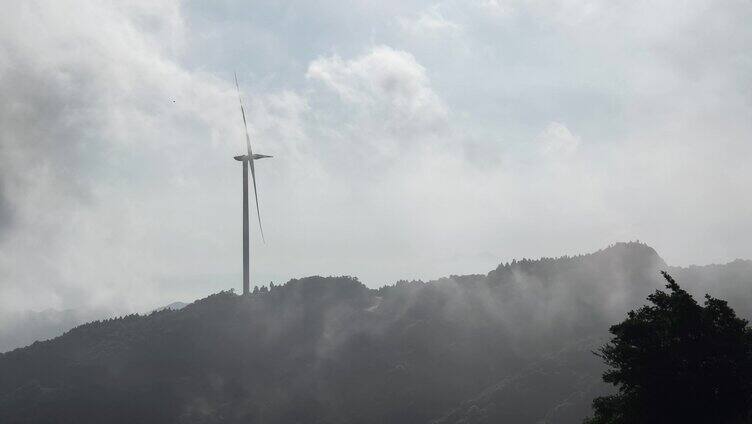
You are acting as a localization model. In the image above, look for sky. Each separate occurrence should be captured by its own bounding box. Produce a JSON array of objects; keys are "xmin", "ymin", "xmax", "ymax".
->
[{"xmin": 1, "ymin": 0, "xmax": 751, "ymax": 313}]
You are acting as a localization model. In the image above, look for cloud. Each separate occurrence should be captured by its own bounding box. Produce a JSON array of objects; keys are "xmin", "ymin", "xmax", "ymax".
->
[
  {"xmin": 1, "ymin": 0, "xmax": 752, "ymax": 316},
  {"xmin": 537, "ymin": 122, "xmax": 580, "ymax": 156},
  {"xmin": 0, "ymin": 0, "xmax": 239, "ymax": 312},
  {"xmin": 397, "ymin": 6, "xmax": 462, "ymax": 36},
  {"xmin": 307, "ymin": 45, "xmax": 447, "ymax": 127},
  {"xmin": 476, "ymin": 0, "xmax": 512, "ymax": 17},
  {"xmin": 306, "ymin": 45, "xmax": 450, "ymax": 164}
]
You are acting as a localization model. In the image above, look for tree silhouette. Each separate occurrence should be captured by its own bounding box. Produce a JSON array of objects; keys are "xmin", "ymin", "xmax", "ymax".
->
[{"xmin": 585, "ymin": 271, "xmax": 752, "ymax": 423}]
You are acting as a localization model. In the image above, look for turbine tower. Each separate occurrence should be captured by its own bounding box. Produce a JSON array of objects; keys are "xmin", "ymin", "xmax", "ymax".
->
[{"xmin": 234, "ymin": 73, "xmax": 272, "ymax": 295}]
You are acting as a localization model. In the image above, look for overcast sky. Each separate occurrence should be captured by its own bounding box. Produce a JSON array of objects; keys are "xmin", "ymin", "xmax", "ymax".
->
[{"xmin": 1, "ymin": 0, "xmax": 751, "ymax": 313}]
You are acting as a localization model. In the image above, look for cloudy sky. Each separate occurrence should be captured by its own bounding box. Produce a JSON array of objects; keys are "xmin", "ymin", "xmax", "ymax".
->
[{"xmin": 1, "ymin": 0, "xmax": 751, "ymax": 313}]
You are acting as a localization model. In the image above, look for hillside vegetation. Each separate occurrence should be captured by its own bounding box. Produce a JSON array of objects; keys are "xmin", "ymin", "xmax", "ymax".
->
[{"xmin": 2, "ymin": 242, "xmax": 751, "ymax": 423}]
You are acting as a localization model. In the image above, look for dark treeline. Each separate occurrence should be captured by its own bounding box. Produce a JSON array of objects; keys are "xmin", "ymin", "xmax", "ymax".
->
[
  {"xmin": 586, "ymin": 271, "xmax": 752, "ymax": 423},
  {"xmin": 1, "ymin": 242, "xmax": 752, "ymax": 423}
]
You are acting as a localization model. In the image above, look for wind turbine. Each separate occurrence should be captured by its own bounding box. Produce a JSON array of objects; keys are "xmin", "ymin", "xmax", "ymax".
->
[{"xmin": 233, "ymin": 73, "xmax": 272, "ymax": 295}]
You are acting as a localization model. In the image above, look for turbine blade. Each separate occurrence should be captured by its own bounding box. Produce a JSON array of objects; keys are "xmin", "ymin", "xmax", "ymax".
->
[
  {"xmin": 234, "ymin": 72, "xmax": 265, "ymax": 243},
  {"xmin": 248, "ymin": 159, "xmax": 265, "ymax": 243},
  {"xmin": 234, "ymin": 72, "xmax": 255, "ymax": 160}
]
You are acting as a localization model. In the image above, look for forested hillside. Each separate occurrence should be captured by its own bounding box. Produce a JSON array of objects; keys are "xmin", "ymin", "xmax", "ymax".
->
[{"xmin": 2, "ymin": 242, "xmax": 750, "ymax": 423}]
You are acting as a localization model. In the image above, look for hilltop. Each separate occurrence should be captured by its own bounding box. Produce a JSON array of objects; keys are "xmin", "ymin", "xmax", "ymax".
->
[{"xmin": 2, "ymin": 242, "xmax": 751, "ymax": 424}]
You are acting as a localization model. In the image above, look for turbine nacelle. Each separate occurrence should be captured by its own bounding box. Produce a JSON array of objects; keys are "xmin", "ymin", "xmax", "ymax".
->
[{"xmin": 234, "ymin": 154, "xmax": 273, "ymax": 161}]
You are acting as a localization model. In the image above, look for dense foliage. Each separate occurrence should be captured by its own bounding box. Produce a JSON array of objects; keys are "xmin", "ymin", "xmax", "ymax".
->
[{"xmin": 586, "ymin": 272, "xmax": 752, "ymax": 424}]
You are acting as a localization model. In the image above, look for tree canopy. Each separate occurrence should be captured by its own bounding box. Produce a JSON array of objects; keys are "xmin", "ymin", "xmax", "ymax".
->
[{"xmin": 586, "ymin": 271, "xmax": 752, "ymax": 424}]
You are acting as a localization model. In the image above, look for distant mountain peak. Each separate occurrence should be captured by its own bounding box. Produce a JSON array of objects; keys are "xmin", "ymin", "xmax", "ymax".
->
[
  {"xmin": 490, "ymin": 241, "xmax": 666, "ymax": 273},
  {"xmin": 598, "ymin": 240, "xmax": 661, "ymax": 256},
  {"xmin": 153, "ymin": 301, "xmax": 189, "ymax": 312}
]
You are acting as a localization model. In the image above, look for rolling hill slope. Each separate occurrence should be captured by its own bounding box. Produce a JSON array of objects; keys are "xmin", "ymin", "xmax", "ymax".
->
[{"xmin": 1, "ymin": 242, "xmax": 750, "ymax": 424}]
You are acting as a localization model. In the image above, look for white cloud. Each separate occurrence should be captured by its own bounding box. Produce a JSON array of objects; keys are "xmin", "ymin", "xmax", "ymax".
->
[
  {"xmin": 307, "ymin": 46, "xmax": 445, "ymax": 116},
  {"xmin": 306, "ymin": 45, "xmax": 448, "ymax": 141},
  {"xmin": 473, "ymin": 0, "xmax": 603, "ymax": 25},
  {"xmin": 537, "ymin": 122, "xmax": 580, "ymax": 156},
  {"xmin": 398, "ymin": 6, "xmax": 462, "ymax": 36},
  {"xmin": 0, "ymin": 0, "xmax": 240, "ymax": 312},
  {"xmin": 477, "ymin": 0, "xmax": 512, "ymax": 17},
  {"xmin": 2, "ymin": 0, "xmax": 752, "ymax": 316}
]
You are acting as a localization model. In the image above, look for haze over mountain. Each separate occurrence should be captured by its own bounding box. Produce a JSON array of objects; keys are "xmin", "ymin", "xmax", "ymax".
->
[
  {"xmin": 0, "ymin": 309, "xmax": 97, "ymax": 354},
  {"xmin": 2, "ymin": 242, "xmax": 751, "ymax": 423},
  {"xmin": 0, "ymin": 301, "xmax": 189, "ymax": 353},
  {"xmin": 2, "ymin": 2, "xmax": 750, "ymax": 423}
]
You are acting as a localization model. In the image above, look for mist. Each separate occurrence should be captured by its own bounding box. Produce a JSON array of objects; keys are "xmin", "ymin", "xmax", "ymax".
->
[
  {"xmin": 4, "ymin": 242, "xmax": 752, "ymax": 423},
  {"xmin": 2, "ymin": 1, "xmax": 752, "ymax": 316},
  {"xmin": 2, "ymin": 1, "xmax": 752, "ymax": 422}
]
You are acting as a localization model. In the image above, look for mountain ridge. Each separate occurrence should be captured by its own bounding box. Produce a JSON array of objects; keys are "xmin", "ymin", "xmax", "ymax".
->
[{"xmin": 2, "ymin": 242, "xmax": 751, "ymax": 424}]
